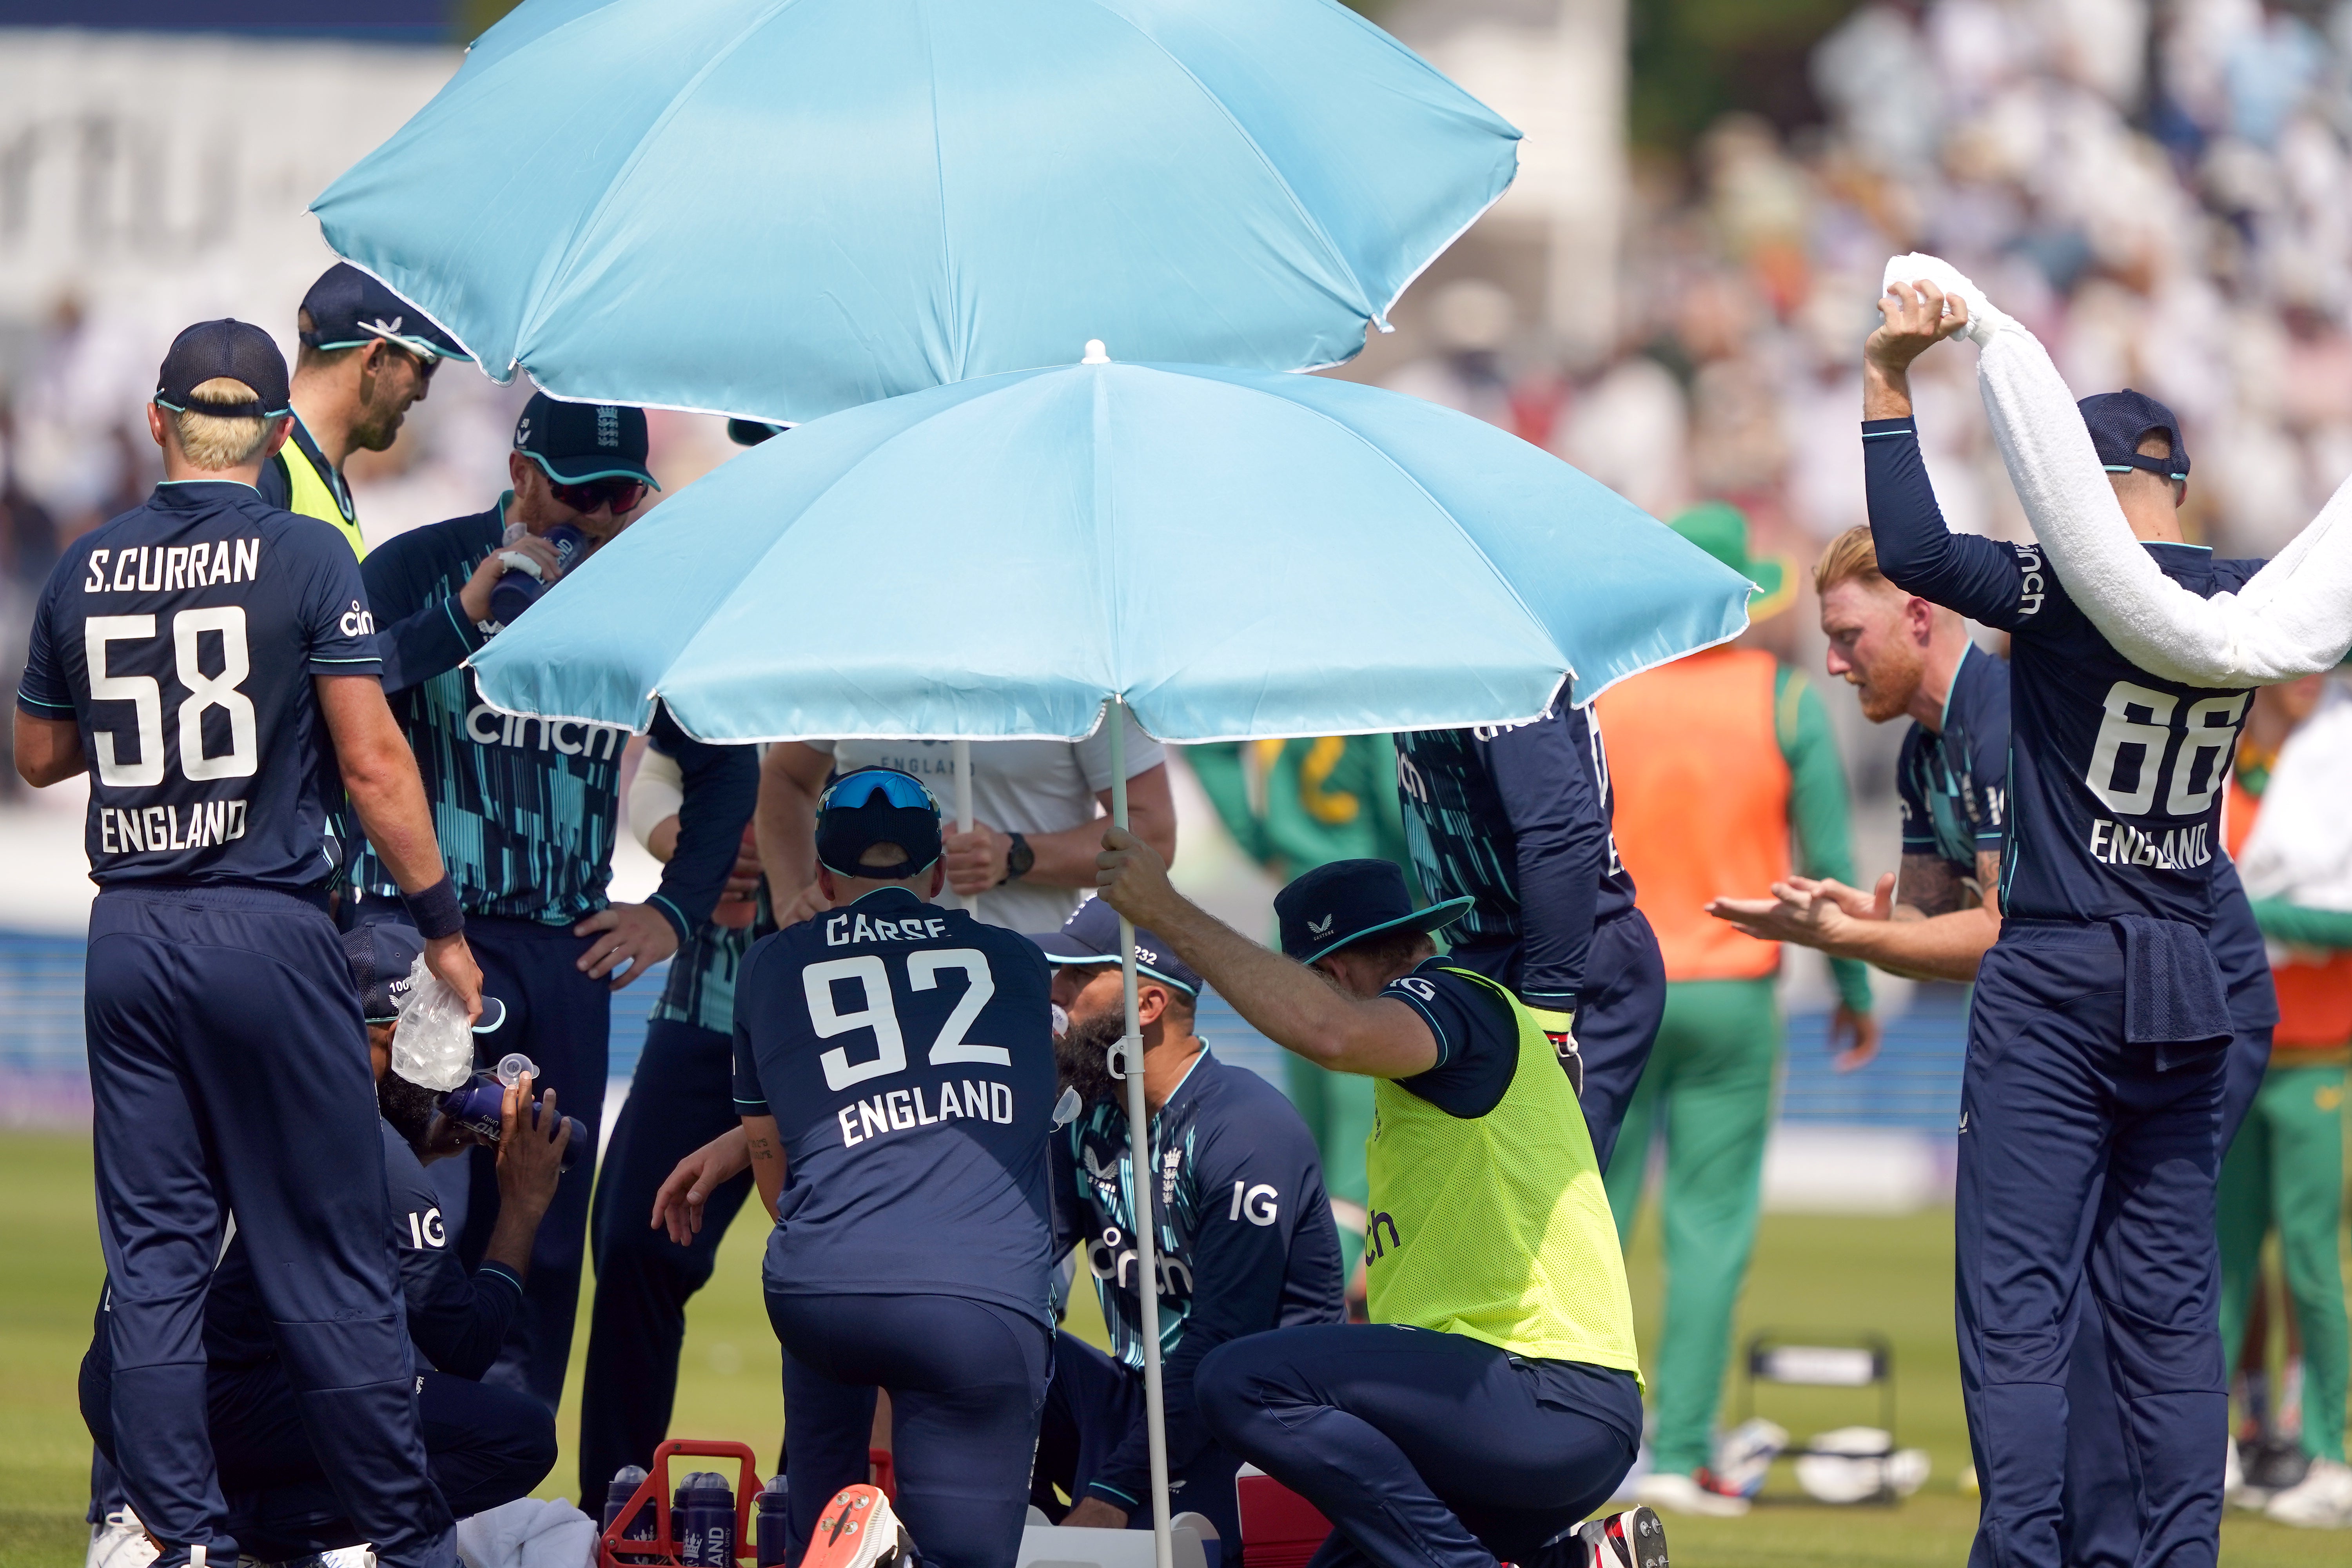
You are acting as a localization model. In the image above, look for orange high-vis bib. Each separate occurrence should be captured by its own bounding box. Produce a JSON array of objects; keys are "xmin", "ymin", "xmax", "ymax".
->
[
  {"xmin": 1597, "ymin": 648, "xmax": 1788, "ymax": 982},
  {"xmin": 2225, "ymin": 780, "xmax": 2352, "ymax": 1051}
]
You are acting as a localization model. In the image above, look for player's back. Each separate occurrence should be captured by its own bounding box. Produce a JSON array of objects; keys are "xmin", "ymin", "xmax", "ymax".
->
[
  {"xmin": 18, "ymin": 481, "xmax": 381, "ymax": 889},
  {"xmin": 2001, "ymin": 544, "xmax": 2261, "ymax": 927},
  {"xmin": 733, "ymin": 886, "xmax": 1057, "ymax": 1323}
]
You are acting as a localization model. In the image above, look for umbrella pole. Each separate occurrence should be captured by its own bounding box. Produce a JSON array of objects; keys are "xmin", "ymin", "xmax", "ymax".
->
[
  {"xmin": 1109, "ymin": 698, "xmax": 1176, "ymax": 1568},
  {"xmin": 952, "ymin": 738, "xmax": 978, "ymax": 920}
]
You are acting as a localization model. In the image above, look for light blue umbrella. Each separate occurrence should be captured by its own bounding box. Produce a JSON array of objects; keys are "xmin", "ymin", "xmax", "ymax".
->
[
  {"xmin": 310, "ymin": 0, "xmax": 1519, "ymax": 425},
  {"xmin": 469, "ymin": 356, "xmax": 1749, "ymax": 738},
  {"xmin": 469, "ymin": 354, "xmax": 1747, "ymax": 1557}
]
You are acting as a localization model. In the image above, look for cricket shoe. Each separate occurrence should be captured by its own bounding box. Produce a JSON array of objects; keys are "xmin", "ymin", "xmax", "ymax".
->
[
  {"xmin": 2264, "ymin": 1458, "xmax": 2352, "ymax": 1528},
  {"xmin": 1632, "ymin": 1470, "xmax": 1748, "ymax": 1517},
  {"xmin": 803, "ymin": 1485, "xmax": 913, "ymax": 1568},
  {"xmin": 86, "ymin": 1508, "xmax": 160, "ymax": 1568},
  {"xmin": 1578, "ymin": 1506, "xmax": 1667, "ymax": 1568}
]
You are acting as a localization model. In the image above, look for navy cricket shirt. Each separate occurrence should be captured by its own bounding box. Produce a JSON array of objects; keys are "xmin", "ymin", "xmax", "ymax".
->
[
  {"xmin": 17, "ymin": 481, "xmax": 381, "ymax": 889},
  {"xmin": 734, "ymin": 886, "xmax": 1058, "ymax": 1324}
]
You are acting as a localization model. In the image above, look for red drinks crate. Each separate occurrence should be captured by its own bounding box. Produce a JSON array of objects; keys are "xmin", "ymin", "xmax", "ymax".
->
[{"xmin": 1236, "ymin": 1466, "xmax": 1332, "ymax": 1568}]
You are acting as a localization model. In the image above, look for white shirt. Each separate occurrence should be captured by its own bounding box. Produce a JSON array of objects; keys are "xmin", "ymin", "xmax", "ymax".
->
[{"xmin": 808, "ymin": 711, "xmax": 1163, "ymax": 934}]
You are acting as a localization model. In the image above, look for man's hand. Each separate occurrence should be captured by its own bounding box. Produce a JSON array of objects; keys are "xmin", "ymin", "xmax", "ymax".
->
[
  {"xmin": 494, "ymin": 1073, "xmax": 569, "ymax": 1221},
  {"xmin": 652, "ymin": 1126, "xmax": 752, "ymax": 1246},
  {"xmin": 1867, "ymin": 281, "xmax": 1969, "ymax": 379},
  {"xmin": 1707, "ymin": 873, "xmax": 1893, "ymax": 950},
  {"xmin": 424, "ymin": 933, "xmax": 485, "ymax": 1022},
  {"xmin": 1096, "ymin": 824, "xmax": 1182, "ymax": 931},
  {"xmin": 1528, "ymin": 1005, "xmax": 1583, "ymax": 1096},
  {"xmin": 772, "ymin": 880, "xmax": 830, "ymax": 929},
  {"xmin": 1829, "ymin": 1004, "xmax": 1883, "ymax": 1074},
  {"xmin": 457, "ymin": 534, "xmax": 563, "ymax": 624},
  {"xmin": 942, "ymin": 821, "xmax": 1012, "ymax": 897},
  {"xmin": 574, "ymin": 902, "xmax": 680, "ymax": 988},
  {"xmin": 1061, "ymin": 1498, "xmax": 1129, "ymax": 1530}
]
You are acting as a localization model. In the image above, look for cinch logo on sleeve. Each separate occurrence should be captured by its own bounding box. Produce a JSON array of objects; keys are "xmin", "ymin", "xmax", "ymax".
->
[{"xmin": 2011, "ymin": 544, "xmax": 2047, "ymax": 619}]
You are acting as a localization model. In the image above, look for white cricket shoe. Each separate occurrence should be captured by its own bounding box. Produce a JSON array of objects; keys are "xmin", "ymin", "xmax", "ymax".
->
[
  {"xmin": 1632, "ymin": 1471, "xmax": 1749, "ymax": 1518},
  {"xmin": 88, "ymin": 1508, "xmax": 159, "ymax": 1568},
  {"xmin": 2265, "ymin": 1458, "xmax": 2352, "ymax": 1528}
]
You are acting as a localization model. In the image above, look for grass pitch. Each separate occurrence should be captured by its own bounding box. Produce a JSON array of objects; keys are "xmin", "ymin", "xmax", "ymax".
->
[{"xmin": 2, "ymin": 1131, "xmax": 2341, "ymax": 1565}]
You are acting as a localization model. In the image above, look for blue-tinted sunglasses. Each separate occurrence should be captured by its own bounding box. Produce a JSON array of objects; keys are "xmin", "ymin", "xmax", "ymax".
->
[{"xmin": 818, "ymin": 767, "xmax": 940, "ymax": 816}]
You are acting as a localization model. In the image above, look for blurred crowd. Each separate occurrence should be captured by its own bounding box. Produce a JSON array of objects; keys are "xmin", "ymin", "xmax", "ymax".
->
[{"xmin": 1394, "ymin": 0, "xmax": 2352, "ymax": 571}]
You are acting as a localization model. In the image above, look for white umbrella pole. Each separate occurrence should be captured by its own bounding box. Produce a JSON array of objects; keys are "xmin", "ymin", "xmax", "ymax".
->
[
  {"xmin": 952, "ymin": 738, "xmax": 978, "ymax": 920},
  {"xmin": 1109, "ymin": 698, "xmax": 1175, "ymax": 1568}
]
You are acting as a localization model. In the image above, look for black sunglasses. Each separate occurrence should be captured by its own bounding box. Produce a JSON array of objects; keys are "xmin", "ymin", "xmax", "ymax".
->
[{"xmin": 549, "ymin": 475, "xmax": 648, "ymax": 516}]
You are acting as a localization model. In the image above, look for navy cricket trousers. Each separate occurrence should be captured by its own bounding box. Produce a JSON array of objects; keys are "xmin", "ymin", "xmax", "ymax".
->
[
  {"xmin": 1449, "ymin": 909, "xmax": 1666, "ymax": 1173},
  {"xmin": 1032, "ymin": 1334, "xmax": 1243, "ymax": 1546},
  {"xmin": 579, "ymin": 1018, "xmax": 757, "ymax": 1497},
  {"xmin": 85, "ymin": 1340, "xmax": 553, "ymax": 1559},
  {"xmin": 766, "ymin": 1292, "xmax": 1050, "ymax": 1568},
  {"xmin": 83, "ymin": 886, "xmax": 452, "ymax": 1568},
  {"xmin": 1958, "ymin": 924, "xmax": 2228, "ymax": 1568},
  {"xmin": 2061, "ymin": 1017, "xmax": 2273, "ymax": 1568},
  {"xmin": 1198, "ymin": 1325, "xmax": 1641, "ymax": 1568},
  {"xmin": 414, "ymin": 915, "xmax": 612, "ymax": 1411}
]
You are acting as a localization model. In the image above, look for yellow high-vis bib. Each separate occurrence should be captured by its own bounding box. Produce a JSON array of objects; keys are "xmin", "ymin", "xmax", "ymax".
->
[
  {"xmin": 1363, "ymin": 965, "xmax": 1642, "ymax": 1376},
  {"xmin": 278, "ymin": 416, "xmax": 365, "ymax": 561}
]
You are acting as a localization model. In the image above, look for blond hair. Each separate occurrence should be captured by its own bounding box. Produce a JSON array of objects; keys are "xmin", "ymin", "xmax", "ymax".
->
[
  {"xmin": 1813, "ymin": 525, "xmax": 1891, "ymax": 597},
  {"xmin": 169, "ymin": 377, "xmax": 274, "ymax": 470}
]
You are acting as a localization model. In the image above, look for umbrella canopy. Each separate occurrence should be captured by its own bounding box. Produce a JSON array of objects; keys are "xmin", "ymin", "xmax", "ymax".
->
[
  {"xmin": 311, "ymin": 0, "xmax": 1521, "ymax": 426},
  {"xmin": 468, "ymin": 356, "xmax": 1751, "ymax": 739}
]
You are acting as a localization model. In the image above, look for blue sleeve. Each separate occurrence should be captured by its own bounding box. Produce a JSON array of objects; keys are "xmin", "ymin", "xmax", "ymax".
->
[
  {"xmin": 387, "ymin": 1151, "xmax": 521, "ymax": 1379},
  {"xmin": 360, "ymin": 528, "xmax": 483, "ymax": 696},
  {"xmin": 732, "ymin": 942, "xmax": 772, "ymax": 1116},
  {"xmin": 1384, "ymin": 969, "xmax": 1519, "ymax": 1118},
  {"xmin": 16, "ymin": 565, "xmax": 71, "ymax": 717},
  {"xmin": 645, "ymin": 706, "xmax": 759, "ymax": 941},
  {"xmin": 1863, "ymin": 419, "xmax": 2035, "ymax": 629},
  {"xmin": 1966, "ymin": 697, "xmax": 2010, "ymax": 855},
  {"xmin": 294, "ymin": 523, "xmax": 384, "ymax": 678},
  {"xmin": 1895, "ymin": 730, "xmax": 1935, "ymax": 857},
  {"xmin": 1090, "ymin": 1086, "xmax": 1327, "ymax": 1510},
  {"xmin": 1482, "ymin": 708, "xmax": 1602, "ymax": 1009}
]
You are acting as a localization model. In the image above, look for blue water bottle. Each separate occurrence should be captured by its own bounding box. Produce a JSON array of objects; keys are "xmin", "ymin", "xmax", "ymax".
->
[
  {"xmin": 437, "ymin": 1053, "xmax": 586, "ymax": 1171},
  {"xmin": 488, "ymin": 521, "xmax": 586, "ymax": 626},
  {"xmin": 675, "ymin": 1471, "xmax": 735, "ymax": 1567},
  {"xmin": 755, "ymin": 1476, "xmax": 791, "ymax": 1568},
  {"xmin": 603, "ymin": 1465, "xmax": 655, "ymax": 1543}
]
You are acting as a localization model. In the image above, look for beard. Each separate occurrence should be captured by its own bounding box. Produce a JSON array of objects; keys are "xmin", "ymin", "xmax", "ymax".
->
[
  {"xmin": 377, "ymin": 1069, "xmax": 443, "ymax": 1154},
  {"xmin": 1054, "ymin": 1008, "xmax": 1126, "ymax": 1109},
  {"xmin": 1853, "ymin": 640, "xmax": 1925, "ymax": 723}
]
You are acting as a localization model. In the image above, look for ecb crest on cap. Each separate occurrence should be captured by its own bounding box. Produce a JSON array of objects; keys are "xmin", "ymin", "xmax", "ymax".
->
[{"xmin": 597, "ymin": 407, "xmax": 620, "ymax": 448}]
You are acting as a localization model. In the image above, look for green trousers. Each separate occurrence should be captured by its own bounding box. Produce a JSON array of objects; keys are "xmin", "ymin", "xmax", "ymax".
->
[
  {"xmin": 1285, "ymin": 1055, "xmax": 1374, "ymax": 1276},
  {"xmin": 2216, "ymin": 1061, "xmax": 2349, "ymax": 1464},
  {"xmin": 1603, "ymin": 977, "xmax": 1780, "ymax": 1478}
]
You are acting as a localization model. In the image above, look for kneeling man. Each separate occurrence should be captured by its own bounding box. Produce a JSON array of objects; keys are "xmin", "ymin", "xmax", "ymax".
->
[
  {"xmin": 733, "ymin": 769, "xmax": 1056, "ymax": 1568},
  {"xmin": 1030, "ymin": 899, "xmax": 1344, "ymax": 1544},
  {"xmin": 1094, "ymin": 844, "xmax": 1661, "ymax": 1568}
]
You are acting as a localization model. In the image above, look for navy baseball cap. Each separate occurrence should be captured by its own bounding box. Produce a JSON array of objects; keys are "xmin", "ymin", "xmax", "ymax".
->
[
  {"xmin": 1274, "ymin": 860, "xmax": 1473, "ymax": 965},
  {"xmin": 514, "ymin": 392, "xmax": 659, "ymax": 487},
  {"xmin": 154, "ymin": 319, "xmax": 291, "ymax": 419},
  {"xmin": 1028, "ymin": 898, "xmax": 1201, "ymax": 998},
  {"xmin": 299, "ymin": 263, "xmax": 472, "ymax": 364},
  {"xmin": 815, "ymin": 767, "xmax": 943, "ymax": 879},
  {"xmin": 342, "ymin": 920, "xmax": 508, "ymax": 1034},
  {"xmin": 2079, "ymin": 390, "xmax": 2189, "ymax": 482}
]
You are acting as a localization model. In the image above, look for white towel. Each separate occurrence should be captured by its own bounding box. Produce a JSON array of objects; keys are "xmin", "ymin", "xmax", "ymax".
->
[
  {"xmin": 1881, "ymin": 252, "xmax": 2352, "ymax": 686},
  {"xmin": 2237, "ymin": 683, "xmax": 2352, "ymax": 911},
  {"xmin": 451, "ymin": 1496, "xmax": 599, "ymax": 1568}
]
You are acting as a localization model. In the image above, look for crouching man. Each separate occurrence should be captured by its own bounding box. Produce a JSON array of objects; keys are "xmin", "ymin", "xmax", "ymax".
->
[
  {"xmin": 1093, "ymin": 842, "xmax": 1662, "ymax": 1568},
  {"xmin": 81, "ymin": 922, "xmax": 563, "ymax": 1563},
  {"xmin": 1028, "ymin": 899, "xmax": 1345, "ymax": 1544}
]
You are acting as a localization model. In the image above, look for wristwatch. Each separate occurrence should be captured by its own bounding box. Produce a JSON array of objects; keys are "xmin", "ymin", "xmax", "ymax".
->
[{"xmin": 1000, "ymin": 831, "xmax": 1035, "ymax": 885}]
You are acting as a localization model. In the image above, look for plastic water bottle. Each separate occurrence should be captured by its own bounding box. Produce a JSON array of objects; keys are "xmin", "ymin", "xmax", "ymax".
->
[
  {"xmin": 603, "ymin": 1465, "xmax": 656, "ymax": 1542},
  {"xmin": 755, "ymin": 1476, "xmax": 791, "ymax": 1568},
  {"xmin": 488, "ymin": 521, "xmax": 585, "ymax": 626},
  {"xmin": 673, "ymin": 1472, "xmax": 735, "ymax": 1567},
  {"xmin": 437, "ymin": 1055, "xmax": 586, "ymax": 1172}
]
